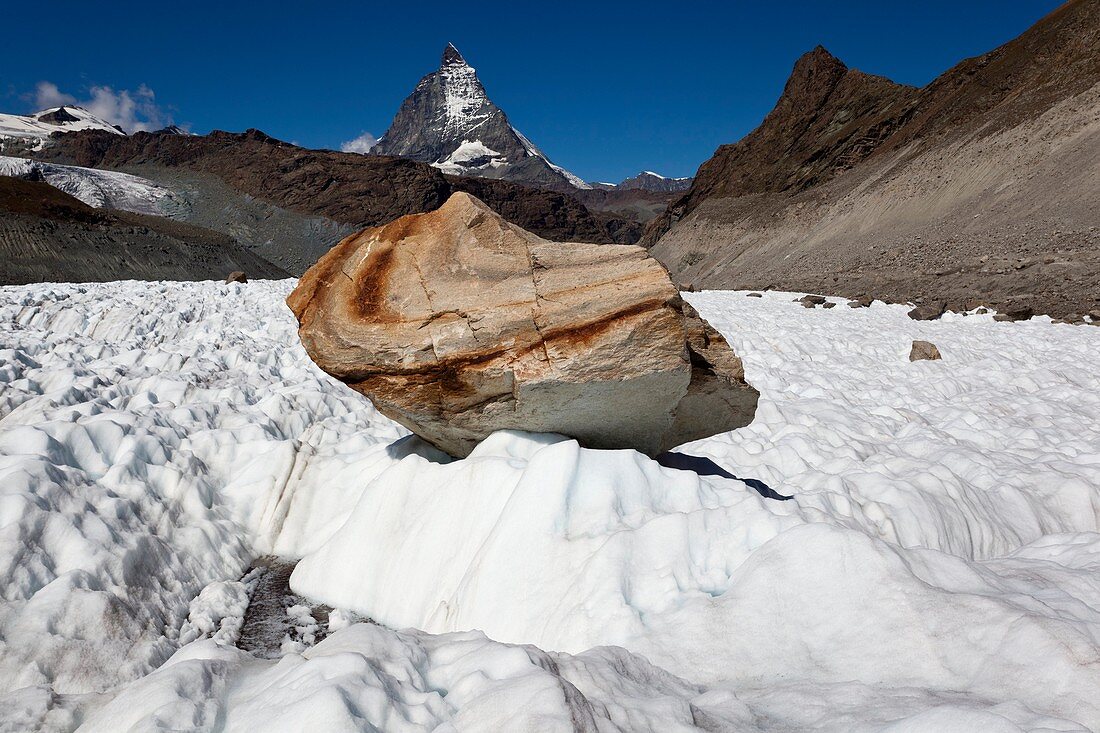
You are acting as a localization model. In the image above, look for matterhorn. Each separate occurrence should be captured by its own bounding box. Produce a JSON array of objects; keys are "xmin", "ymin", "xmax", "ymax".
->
[{"xmin": 371, "ymin": 43, "xmax": 589, "ymax": 190}]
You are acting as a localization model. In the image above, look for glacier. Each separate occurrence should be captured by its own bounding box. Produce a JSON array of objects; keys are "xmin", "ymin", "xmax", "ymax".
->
[
  {"xmin": 0, "ymin": 155, "xmax": 184, "ymax": 216},
  {"xmin": 0, "ymin": 281, "xmax": 1098, "ymax": 732}
]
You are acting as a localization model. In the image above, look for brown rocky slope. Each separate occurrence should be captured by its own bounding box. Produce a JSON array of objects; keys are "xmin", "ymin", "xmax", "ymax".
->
[
  {"xmin": 646, "ymin": 0, "xmax": 1100, "ymax": 319},
  {"xmin": 34, "ymin": 129, "xmax": 640, "ymax": 249}
]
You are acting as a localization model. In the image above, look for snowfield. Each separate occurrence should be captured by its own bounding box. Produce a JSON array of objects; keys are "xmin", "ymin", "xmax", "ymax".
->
[
  {"xmin": 0, "ymin": 107, "xmax": 123, "ymax": 152},
  {"xmin": 0, "ymin": 281, "xmax": 1098, "ymax": 732}
]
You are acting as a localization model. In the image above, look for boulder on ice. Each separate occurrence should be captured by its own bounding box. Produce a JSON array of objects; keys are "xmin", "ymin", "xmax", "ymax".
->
[
  {"xmin": 909, "ymin": 340, "xmax": 942, "ymax": 361},
  {"xmin": 287, "ymin": 192, "xmax": 758, "ymax": 457}
]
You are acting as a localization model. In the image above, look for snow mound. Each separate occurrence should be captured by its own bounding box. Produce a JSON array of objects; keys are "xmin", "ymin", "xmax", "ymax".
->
[
  {"xmin": 77, "ymin": 625, "xmax": 751, "ymax": 733},
  {"xmin": 0, "ymin": 155, "xmax": 185, "ymax": 215},
  {"xmin": 1, "ymin": 283, "xmax": 1099, "ymax": 731},
  {"xmin": 289, "ymin": 433, "xmax": 1100, "ymax": 725},
  {"xmin": 291, "ymin": 430, "xmax": 805, "ymax": 653}
]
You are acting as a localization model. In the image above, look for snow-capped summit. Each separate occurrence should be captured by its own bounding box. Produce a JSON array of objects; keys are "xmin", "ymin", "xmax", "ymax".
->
[
  {"xmin": 616, "ymin": 170, "xmax": 694, "ymax": 192},
  {"xmin": 371, "ymin": 44, "xmax": 590, "ymax": 190},
  {"xmin": 0, "ymin": 105, "xmax": 124, "ymax": 153}
]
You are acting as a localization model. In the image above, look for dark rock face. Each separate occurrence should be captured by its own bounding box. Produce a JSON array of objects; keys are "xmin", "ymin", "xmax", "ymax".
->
[
  {"xmin": 445, "ymin": 175, "xmax": 642, "ymax": 244},
  {"xmin": 34, "ymin": 128, "xmax": 639, "ymax": 245},
  {"xmin": 993, "ymin": 303, "xmax": 1034, "ymax": 322},
  {"xmin": 287, "ymin": 193, "xmax": 758, "ymax": 458},
  {"xmin": 371, "ymin": 44, "xmax": 588, "ymax": 190},
  {"xmin": 645, "ymin": 1, "xmax": 1100, "ymax": 319},
  {"xmin": 38, "ymin": 106, "xmax": 81, "ymax": 124},
  {"xmin": 570, "ymin": 187, "xmax": 679, "ymax": 227}
]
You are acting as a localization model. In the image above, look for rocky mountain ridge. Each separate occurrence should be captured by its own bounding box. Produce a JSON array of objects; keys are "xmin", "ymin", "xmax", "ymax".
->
[
  {"xmin": 27, "ymin": 127, "xmax": 641, "ymax": 274},
  {"xmin": 598, "ymin": 171, "xmax": 693, "ymax": 193},
  {"xmin": 646, "ymin": 0, "xmax": 1100, "ymax": 319},
  {"xmin": 644, "ymin": 45, "xmax": 919, "ymax": 243}
]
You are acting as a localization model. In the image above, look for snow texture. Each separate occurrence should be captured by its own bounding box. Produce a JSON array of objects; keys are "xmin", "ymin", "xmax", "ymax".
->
[
  {"xmin": 0, "ymin": 282, "xmax": 1098, "ymax": 732},
  {"xmin": 0, "ymin": 155, "xmax": 184, "ymax": 216}
]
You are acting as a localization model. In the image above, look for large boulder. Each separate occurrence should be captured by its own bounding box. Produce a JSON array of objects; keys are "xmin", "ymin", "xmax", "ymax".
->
[{"xmin": 287, "ymin": 193, "xmax": 758, "ymax": 457}]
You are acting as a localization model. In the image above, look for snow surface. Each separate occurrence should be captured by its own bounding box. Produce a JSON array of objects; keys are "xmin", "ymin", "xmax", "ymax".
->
[
  {"xmin": 0, "ymin": 155, "xmax": 184, "ymax": 216},
  {"xmin": 0, "ymin": 107, "xmax": 123, "ymax": 151},
  {"xmin": 637, "ymin": 170, "xmax": 690, "ymax": 181},
  {"xmin": 1, "ymin": 282, "xmax": 1098, "ymax": 731}
]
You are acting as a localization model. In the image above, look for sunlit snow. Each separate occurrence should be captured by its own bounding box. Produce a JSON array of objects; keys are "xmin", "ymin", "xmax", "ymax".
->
[
  {"xmin": 0, "ymin": 107, "xmax": 123, "ymax": 151},
  {"xmin": 1, "ymin": 281, "xmax": 1097, "ymax": 732}
]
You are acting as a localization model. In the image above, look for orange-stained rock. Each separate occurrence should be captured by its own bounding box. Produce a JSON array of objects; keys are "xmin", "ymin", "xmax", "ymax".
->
[{"xmin": 288, "ymin": 192, "xmax": 757, "ymax": 457}]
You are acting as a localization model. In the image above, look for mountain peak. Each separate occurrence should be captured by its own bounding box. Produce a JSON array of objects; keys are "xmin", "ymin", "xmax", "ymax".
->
[
  {"xmin": 373, "ymin": 45, "xmax": 589, "ymax": 190},
  {"xmin": 791, "ymin": 45, "xmax": 848, "ymax": 83},
  {"xmin": 807, "ymin": 44, "xmax": 838, "ymax": 61},
  {"xmin": 617, "ymin": 170, "xmax": 693, "ymax": 192},
  {"xmin": 442, "ymin": 43, "xmax": 466, "ymax": 67},
  {"xmin": 37, "ymin": 106, "xmax": 81, "ymax": 125},
  {"xmin": 775, "ymin": 45, "xmax": 853, "ymax": 114}
]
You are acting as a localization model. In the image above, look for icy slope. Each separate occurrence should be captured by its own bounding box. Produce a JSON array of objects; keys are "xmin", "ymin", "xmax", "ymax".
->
[
  {"xmin": 0, "ymin": 155, "xmax": 185, "ymax": 216},
  {"xmin": 0, "ymin": 283, "xmax": 1098, "ymax": 731}
]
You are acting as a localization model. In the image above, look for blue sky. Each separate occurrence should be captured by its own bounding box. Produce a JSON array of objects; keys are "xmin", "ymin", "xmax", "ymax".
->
[{"xmin": 1, "ymin": 0, "xmax": 1063, "ymax": 182}]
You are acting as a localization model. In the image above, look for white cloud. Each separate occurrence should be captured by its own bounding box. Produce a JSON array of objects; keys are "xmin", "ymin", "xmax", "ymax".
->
[
  {"xmin": 33, "ymin": 81, "xmax": 172, "ymax": 133},
  {"xmin": 340, "ymin": 131, "xmax": 378, "ymax": 154},
  {"xmin": 34, "ymin": 81, "xmax": 77, "ymax": 109}
]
